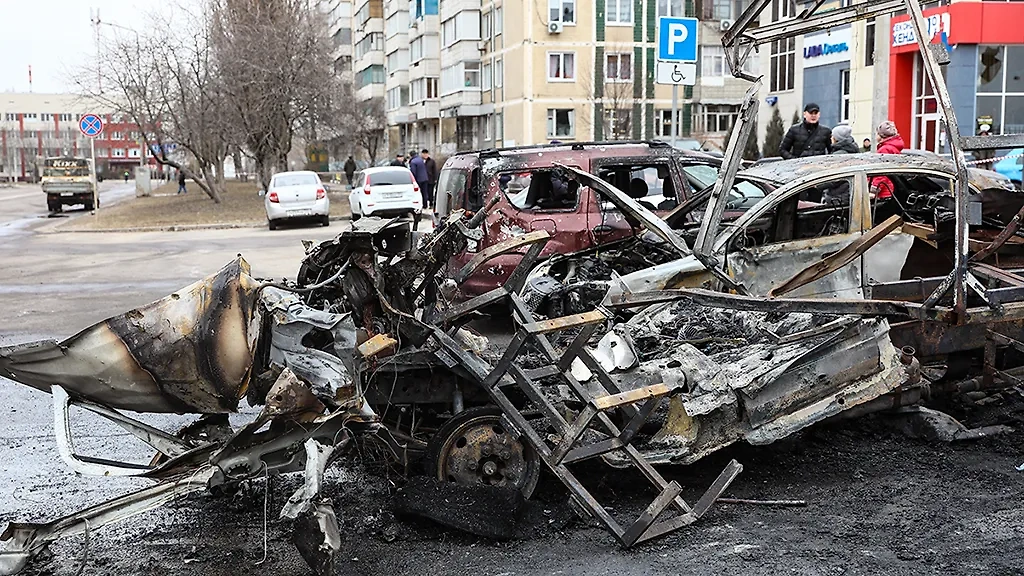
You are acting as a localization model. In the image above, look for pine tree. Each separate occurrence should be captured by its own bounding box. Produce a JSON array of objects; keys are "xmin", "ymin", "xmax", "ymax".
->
[{"xmin": 763, "ymin": 108, "xmax": 786, "ymax": 159}]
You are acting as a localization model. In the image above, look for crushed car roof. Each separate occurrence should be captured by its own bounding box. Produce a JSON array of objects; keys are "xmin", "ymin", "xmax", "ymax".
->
[{"xmin": 741, "ymin": 153, "xmax": 1011, "ymax": 189}]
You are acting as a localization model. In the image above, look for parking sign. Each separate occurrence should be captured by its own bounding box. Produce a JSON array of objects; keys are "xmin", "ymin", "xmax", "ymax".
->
[{"xmin": 658, "ymin": 17, "xmax": 699, "ymax": 62}]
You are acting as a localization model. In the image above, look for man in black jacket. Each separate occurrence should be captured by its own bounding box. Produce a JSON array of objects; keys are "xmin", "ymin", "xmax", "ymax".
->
[{"xmin": 779, "ymin": 103, "xmax": 832, "ymax": 159}]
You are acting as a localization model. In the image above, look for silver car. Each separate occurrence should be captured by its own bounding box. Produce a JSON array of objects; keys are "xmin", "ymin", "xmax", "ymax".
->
[{"xmin": 261, "ymin": 170, "xmax": 330, "ymax": 230}]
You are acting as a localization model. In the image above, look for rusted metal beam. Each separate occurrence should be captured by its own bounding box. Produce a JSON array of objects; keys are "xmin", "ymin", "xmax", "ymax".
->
[
  {"xmin": 608, "ymin": 288, "xmax": 956, "ymax": 322},
  {"xmin": 960, "ymin": 134, "xmax": 1024, "ymax": 151},
  {"xmin": 768, "ymin": 215, "xmax": 903, "ymax": 297},
  {"xmin": 905, "ymin": 0, "xmax": 970, "ymax": 318},
  {"xmin": 592, "ymin": 383, "xmax": 676, "ymax": 411},
  {"xmin": 525, "ymin": 310, "xmax": 608, "ymax": 335},
  {"xmin": 970, "ymin": 263, "xmax": 1024, "ymax": 287}
]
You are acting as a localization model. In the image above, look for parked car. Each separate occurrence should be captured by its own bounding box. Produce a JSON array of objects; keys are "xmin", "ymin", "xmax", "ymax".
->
[
  {"xmin": 261, "ymin": 170, "xmax": 330, "ymax": 230},
  {"xmin": 349, "ymin": 166, "xmax": 422, "ymax": 223},
  {"xmin": 993, "ymin": 148, "xmax": 1023, "ymax": 188},
  {"xmin": 434, "ymin": 141, "xmax": 724, "ymax": 297}
]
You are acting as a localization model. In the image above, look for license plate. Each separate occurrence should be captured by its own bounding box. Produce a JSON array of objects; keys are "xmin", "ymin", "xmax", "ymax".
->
[
  {"xmin": 61, "ymin": 192, "xmax": 74, "ymax": 197},
  {"xmin": 384, "ymin": 192, "xmax": 404, "ymax": 199},
  {"xmin": 288, "ymin": 209, "xmax": 313, "ymax": 217}
]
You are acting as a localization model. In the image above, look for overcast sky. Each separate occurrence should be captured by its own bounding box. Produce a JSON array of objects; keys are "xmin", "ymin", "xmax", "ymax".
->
[{"xmin": 0, "ymin": 1, "xmax": 151, "ymax": 93}]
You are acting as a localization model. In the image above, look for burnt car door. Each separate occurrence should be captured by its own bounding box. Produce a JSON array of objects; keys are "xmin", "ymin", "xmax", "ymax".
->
[
  {"xmin": 589, "ymin": 158, "xmax": 687, "ymax": 245},
  {"xmin": 718, "ymin": 173, "xmax": 913, "ymax": 298}
]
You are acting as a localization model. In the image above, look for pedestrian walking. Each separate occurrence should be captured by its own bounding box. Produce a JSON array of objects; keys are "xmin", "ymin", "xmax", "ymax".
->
[
  {"xmin": 390, "ymin": 153, "xmax": 405, "ymax": 167},
  {"xmin": 409, "ymin": 150, "xmax": 432, "ymax": 210},
  {"xmin": 123, "ymin": 170, "xmax": 130, "ymax": 182},
  {"xmin": 177, "ymin": 171, "xmax": 187, "ymax": 194},
  {"xmin": 423, "ymin": 149, "xmax": 439, "ymax": 208},
  {"xmin": 779, "ymin": 103, "xmax": 832, "ymax": 159},
  {"xmin": 343, "ymin": 155, "xmax": 357, "ymax": 187}
]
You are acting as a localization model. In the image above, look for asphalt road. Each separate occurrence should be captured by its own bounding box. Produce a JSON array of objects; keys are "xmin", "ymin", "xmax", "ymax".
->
[{"xmin": 0, "ymin": 180, "xmax": 138, "ymax": 233}]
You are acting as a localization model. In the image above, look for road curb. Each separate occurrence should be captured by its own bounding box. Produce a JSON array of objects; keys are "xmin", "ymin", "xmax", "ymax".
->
[{"xmin": 43, "ymin": 215, "xmax": 352, "ymax": 234}]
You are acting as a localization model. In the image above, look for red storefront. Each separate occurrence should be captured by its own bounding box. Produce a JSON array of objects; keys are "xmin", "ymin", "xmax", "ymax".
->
[{"xmin": 889, "ymin": 2, "xmax": 1024, "ymax": 152}]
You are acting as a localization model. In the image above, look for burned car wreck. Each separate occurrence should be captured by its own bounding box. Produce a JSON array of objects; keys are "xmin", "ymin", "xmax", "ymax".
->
[{"xmin": 0, "ymin": 157, "xmax": 948, "ymax": 575}]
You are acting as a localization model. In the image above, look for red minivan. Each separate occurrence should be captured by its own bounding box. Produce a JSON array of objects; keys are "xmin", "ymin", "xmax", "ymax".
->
[{"xmin": 434, "ymin": 141, "xmax": 723, "ymax": 297}]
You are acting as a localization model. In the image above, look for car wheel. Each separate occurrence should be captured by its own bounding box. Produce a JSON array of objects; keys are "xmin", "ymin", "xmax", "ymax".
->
[
  {"xmin": 268, "ymin": 219, "xmax": 277, "ymax": 230},
  {"xmin": 351, "ymin": 212, "xmax": 361, "ymax": 221},
  {"xmin": 321, "ymin": 215, "xmax": 330, "ymax": 227},
  {"xmin": 47, "ymin": 202, "xmax": 61, "ymax": 213}
]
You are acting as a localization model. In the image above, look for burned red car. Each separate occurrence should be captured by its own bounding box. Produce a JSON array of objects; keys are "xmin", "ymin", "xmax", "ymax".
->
[{"xmin": 434, "ymin": 141, "xmax": 723, "ymax": 297}]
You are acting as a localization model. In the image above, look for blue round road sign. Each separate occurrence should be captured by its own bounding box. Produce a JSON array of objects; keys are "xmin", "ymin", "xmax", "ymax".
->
[{"xmin": 79, "ymin": 114, "xmax": 103, "ymax": 138}]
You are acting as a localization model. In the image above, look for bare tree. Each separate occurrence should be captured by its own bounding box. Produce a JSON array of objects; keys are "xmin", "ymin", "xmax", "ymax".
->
[
  {"xmin": 580, "ymin": 48, "xmax": 642, "ymax": 140},
  {"xmin": 211, "ymin": 0, "xmax": 340, "ymax": 191},
  {"xmin": 347, "ymin": 96, "xmax": 388, "ymax": 165},
  {"xmin": 73, "ymin": 3, "xmax": 229, "ymax": 202}
]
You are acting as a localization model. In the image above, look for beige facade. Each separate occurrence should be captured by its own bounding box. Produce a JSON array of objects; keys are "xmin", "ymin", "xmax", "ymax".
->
[{"xmin": 0, "ymin": 93, "xmax": 110, "ymax": 180}]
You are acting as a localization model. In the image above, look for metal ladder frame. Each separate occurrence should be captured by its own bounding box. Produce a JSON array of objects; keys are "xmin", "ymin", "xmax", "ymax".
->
[{"xmin": 418, "ymin": 232, "xmax": 742, "ymax": 547}]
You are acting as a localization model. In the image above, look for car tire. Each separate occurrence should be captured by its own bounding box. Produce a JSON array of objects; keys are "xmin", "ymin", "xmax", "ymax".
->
[
  {"xmin": 84, "ymin": 201, "xmax": 94, "ymax": 211},
  {"xmin": 321, "ymin": 215, "xmax": 330, "ymax": 227},
  {"xmin": 268, "ymin": 219, "xmax": 277, "ymax": 230},
  {"xmin": 47, "ymin": 202, "xmax": 61, "ymax": 213},
  {"xmin": 351, "ymin": 212, "xmax": 361, "ymax": 221}
]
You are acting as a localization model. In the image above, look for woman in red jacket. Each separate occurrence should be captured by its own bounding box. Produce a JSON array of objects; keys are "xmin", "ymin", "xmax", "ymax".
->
[{"xmin": 869, "ymin": 120, "xmax": 905, "ymax": 199}]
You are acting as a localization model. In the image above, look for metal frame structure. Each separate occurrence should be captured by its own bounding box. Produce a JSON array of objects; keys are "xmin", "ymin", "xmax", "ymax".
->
[
  {"xmin": 692, "ymin": 0, "xmax": 1024, "ymax": 325},
  {"xmin": 415, "ymin": 232, "xmax": 743, "ymax": 547}
]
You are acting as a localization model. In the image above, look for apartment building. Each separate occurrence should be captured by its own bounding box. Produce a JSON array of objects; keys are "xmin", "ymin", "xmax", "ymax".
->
[
  {"xmin": 0, "ymin": 93, "xmax": 161, "ymax": 181},
  {"xmin": 325, "ymin": 0, "xmax": 354, "ymax": 79},
  {"xmin": 353, "ymin": 0, "xmax": 386, "ymax": 104},
  {"xmin": 386, "ymin": 0, "xmax": 443, "ymax": 155}
]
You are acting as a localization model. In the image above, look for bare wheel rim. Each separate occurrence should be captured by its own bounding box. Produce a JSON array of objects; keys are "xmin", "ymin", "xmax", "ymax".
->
[{"xmin": 434, "ymin": 413, "xmax": 540, "ymax": 498}]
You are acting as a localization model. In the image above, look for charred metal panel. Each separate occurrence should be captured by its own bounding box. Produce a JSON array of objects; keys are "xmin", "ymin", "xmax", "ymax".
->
[{"xmin": 0, "ymin": 258, "xmax": 261, "ymax": 413}]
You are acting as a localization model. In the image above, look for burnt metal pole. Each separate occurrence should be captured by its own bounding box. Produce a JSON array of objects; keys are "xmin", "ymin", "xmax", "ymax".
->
[{"xmin": 904, "ymin": 0, "xmax": 970, "ymax": 319}]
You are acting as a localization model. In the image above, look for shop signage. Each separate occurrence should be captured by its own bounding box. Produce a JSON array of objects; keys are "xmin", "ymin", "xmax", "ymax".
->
[
  {"xmin": 892, "ymin": 12, "xmax": 950, "ymax": 48},
  {"xmin": 802, "ymin": 28, "xmax": 852, "ymax": 69}
]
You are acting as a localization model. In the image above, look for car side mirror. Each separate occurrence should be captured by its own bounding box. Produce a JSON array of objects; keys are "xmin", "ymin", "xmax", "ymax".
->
[{"xmin": 258, "ymin": 190, "xmax": 265, "ymax": 197}]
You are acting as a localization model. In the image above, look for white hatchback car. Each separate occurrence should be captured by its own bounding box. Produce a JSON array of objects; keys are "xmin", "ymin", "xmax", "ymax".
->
[
  {"xmin": 349, "ymin": 166, "xmax": 422, "ymax": 223},
  {"xmin": 261, "ymin": 170, "xmax": 330, "ymax": 230}
]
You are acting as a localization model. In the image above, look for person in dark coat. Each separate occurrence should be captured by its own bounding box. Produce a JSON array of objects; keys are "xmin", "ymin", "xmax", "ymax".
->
[
  {"xmin": 830, "ymin": 125, "xmax": 860, "ymax": 154},
  {"xmin": 343, "ymin": 155, "xmax": 357, "ymax": 187},
  {"xmin": 862, "ymin": 138, "xmax": 872, "ymax": 152},
  {"xmin": 779, "ymin": 103, "xmax": 832, "ymax": 159},
  {"xmin": 421, "ymin": 149, "xmax": 439, "ymax": 209},
  {"xmin": 177, "ymin": 171, "xmax": 187, "ymax": 194},
  {"xmin": 409, "ymin": 151, "xmax": 430, "ymax": 209},
  {"xmin": 390, "ymin": 153, "xmax": 405, "ymax": 166}
]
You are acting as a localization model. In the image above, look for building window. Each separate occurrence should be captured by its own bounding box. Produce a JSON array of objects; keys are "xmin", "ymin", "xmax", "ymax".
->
[
  {"xmin": 713, "ymin": 0, "xmax": 732, "ymax": 19},
  {"xmin": 975, "ymin": 45, "xmax": 1024, "ymax": 136},
  {"xmin": 549, "ymin": 0, "xmax": 576, "ymax": 24},
  {"xmin": 548, "ymin": 52, "xmax": 576, "ymax": 81},
  {"xmin": 386, "ymin": 49, "xmax": 409, "ymax": 72},
  {"xmin": 3, "ymin": 113, "xmax": 14, "ymax": 121},
  {"xmin": 840, "ymin": 69, "xmax": 851, "ymax": 123},
  {"xmin": 128, "ymin": 148, "xmax": 141, "ymax": 158},
  {"xmin": 603, "ymin": 108, "xmax": 632, "ymax": 139},
  {"xmin": 607, "ymin": 0, "xmax": 633, "ymax": 24},
  {"xmin": 387, "ymin": 86, "xmax": 410, "ymax": 110},
  {"xmin": 411, "ymin": 77, "xmax": 440, "ymax": 101},
  {"xmin": 495, "ymin": 58, "xmax": 503, "ymax": 87},
  {"xmin": 495, "ymin": 7, "xmax": 503, "ymax": 34},
  {"xmin": 113, "ymin": 149, "xmax": 126, "ymax": 157},
  {"xmin": 702, "ymin": 46, "xmax": 727, "ymax": 77},
  {"xmin": 442, "ymin": 11, "xmax": 481, "ymax": 47},
  {"xmin": 606, "ymin": 53, "xmax": 632, "ymax": 81},
  {"xmin": 496, "ymin": 112, "xmax": 504, "ymax": 141},
  {"xmin": 41, "ymin": 113, "xmax": 52, "ymax": 121},
  {"xmin": 111, "ymin": 131, "xmax": 123, "ymax": 140},
  {"xmin": 769, "ymin": 37, "xmax": 795, "ymax": 92},
  {"xmin": 482, "ymin": 10, "xmax": 492, "ymax": 38},
  {"xmin": 356, "ymin": 64, "xmax": 386, "ymax": 88},
  {"xmin": 96, "ymin": 148, "xmax": 108, "ymax": 157},
  {"xmin": 771, "ymin": 0, "xmax": 795, "ymax": 21},
  {"xmin": 655, "ymin": 109, "xmax": 682, "ymax": 138},
  {"xmin": 864, "ymin": 18, "xmax": 876, "ymax": 67},
  {"xmin": 482, "ymin": 62, "xmax": 493, "ymax": 90},
  {"xmin": 547, "ymin": 109, "xmax": 575, "ymax": 138},
  {"xmin": 464, "ymin": 61, "xmax": 481, "ymax": 88},
  {"xmin": 484, "ymin": 114, "xmax": 494, "ymax": 141},
  {"xmin": 696, "ymin": 104, "xmax": 740, "ymax": 134},
  {"xmin": 385, "ymin": 10, "xmax": 409, "ymax": 38},
  {"xmin": 334, "ymin": 55, "xmax": 353, "ymax": 75},
  {"xmin": 355, "ymin": 32, "xmax": 384, "ymax": 59},
  {"xmin": 657, "ymin": 0, "xmax": 685, "ymax": 18}
]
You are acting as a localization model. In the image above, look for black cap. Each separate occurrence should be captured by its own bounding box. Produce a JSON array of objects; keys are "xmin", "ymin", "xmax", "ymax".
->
[{"xmin": 804, "ymin": 103, "xmax": 820, "ymax": 113}]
